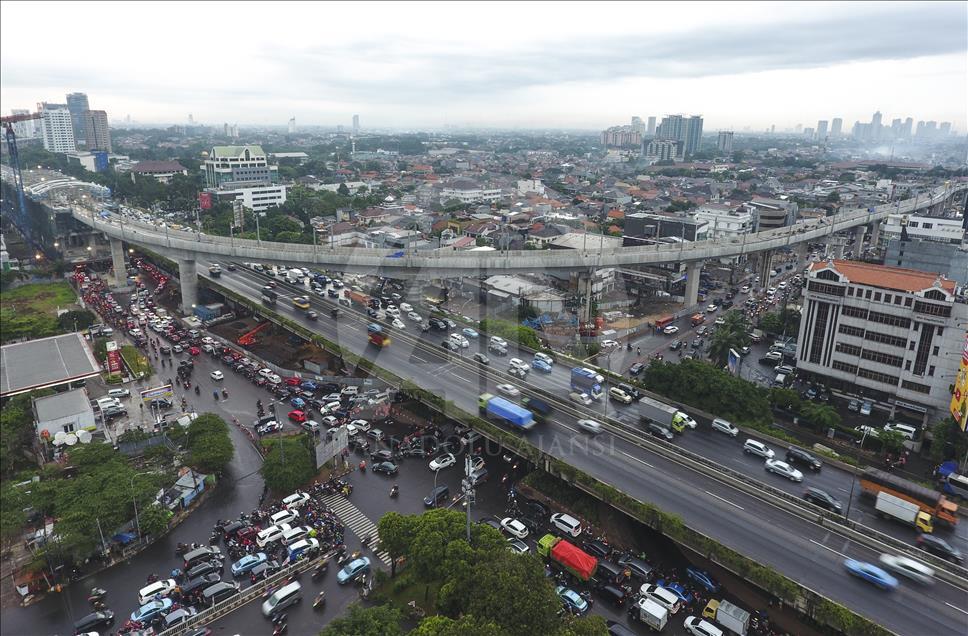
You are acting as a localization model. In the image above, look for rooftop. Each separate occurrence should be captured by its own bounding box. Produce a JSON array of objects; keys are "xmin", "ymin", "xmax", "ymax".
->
[
  {"xmin": 1, "ymin": 333, "xmax": 101, "ymax": 397},
  {"xmin": 33, "ymin": 388, "xmax": 93, "ymax": 422},
  {"xmin": 210, "ymin": 145, "xmax": 267, "ymax": 159},
  {"xmin": 132, "ymin": 160, "xmax": 186, "ymax": 174},
  {"xmin": 810, "ymin": 260, "xmax": 957, "ymax": 295}
]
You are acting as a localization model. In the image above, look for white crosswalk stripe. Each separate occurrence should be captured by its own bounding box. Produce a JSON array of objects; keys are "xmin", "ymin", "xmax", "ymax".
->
[{"xmin": 320, "ymin": 493, "xmax": 392, "ymax": 566}]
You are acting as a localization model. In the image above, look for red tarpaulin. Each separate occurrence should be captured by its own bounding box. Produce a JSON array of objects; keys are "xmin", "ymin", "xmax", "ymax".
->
[{"xmin": 552, "ymin": 539, "xmax": 598, "ymax": 581}]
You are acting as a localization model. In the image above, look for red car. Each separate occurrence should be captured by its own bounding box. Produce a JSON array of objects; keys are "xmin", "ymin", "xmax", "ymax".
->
[
  {"xmin": 285, "ymin": 377, "xmax": 301, "ymax": 386},
  {"xmin": 189, "ymin": 346, "xmax": 201, "ymax": 356},
  {"xmin": 288, "ymin": 410, "xmax": 307, "ymax": 423}
]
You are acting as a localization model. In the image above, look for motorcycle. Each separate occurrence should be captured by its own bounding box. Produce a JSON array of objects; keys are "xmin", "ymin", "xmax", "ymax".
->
[
  {"xmin": 209, "ymin": 530, "xmax": 220, "ymax": 544},
  {"xmin": 213, "ymin": 390, "xmax": 220, "ymax": 400},
  {"xmin": 88, "ymin": 587, "xmax": 107, "ymax": 605},
  {"xmin": 222, "ymin": 388, "xmax": 229, "ymax": 399},
  {"xmin": 311, "ymin": 560, "xmax": 329, "ymax": 581},
  {"xmin": 389, "ymin": 485, "xmax": 399, "ymax": 498},
  {"xmin": 195, "ymin": 385, "xmax": 200, "ymax": 395},
  {"xmin": 313, "ymin": 590, "xmax": 326, "ymax": 610}
]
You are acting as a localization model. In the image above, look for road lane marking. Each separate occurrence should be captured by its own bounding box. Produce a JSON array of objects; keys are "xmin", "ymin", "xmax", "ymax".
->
[
  {"xmin": 618, "ymin": 450, "xmax": 654, "ymax": 469},
  {"xmin": 704, "ymin": 491, "xmax": 745, "ymax": 510},
  {"xmin": 945, "ymin": 602, "xmax": 968, "ymax": 616},
  {"xmin": 809, "ymin": 539, "xmax": 848, "ymax": 559}
]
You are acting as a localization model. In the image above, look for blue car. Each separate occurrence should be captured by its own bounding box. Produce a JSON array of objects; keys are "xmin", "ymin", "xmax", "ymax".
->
[
  {"xmin": 685, "ymin": 567, "xmax": 721, "ymax": 593},
  {"xmin": 130, "ymin": 598, "xmax": 172, "ymax": 622},
  {"xmin": 844, "ymin": 559, "xmax": 898, "ymax": 590},
  {"xmin": 462, "ymin": 327, "xmax": 479, "ymax": 339},
  {"xmin": 231, "ymin": 552, "xmax": 267, "ymax": 577},
  {"xmin": 300, "ymin": 380, "xmax": 318, "ymax": 391},
  {"xmin": 556, "ymin": 585, "xmax": 590, "ymax": 616},
  {"xmin": 531, "ymin": 359, "xmax": 553, "ymax": 373},
  {"xmin": 656, "ymin": 579, "xmax": 693, "ymax": 605},
  {"xmin": 290, "ymin": 397, "xmax": 306, "ymax": 409},
  {"xmin": 337, "ymin": 556, "xmax": 371, "ymax": 584}
]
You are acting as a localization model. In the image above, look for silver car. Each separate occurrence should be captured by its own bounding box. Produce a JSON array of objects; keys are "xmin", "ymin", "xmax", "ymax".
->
[
  {"xmin": 743, "ymin": 439, "xmax": 775, "ymax": 459},
  {"xmin": 877, "ymin": 554, "xmax": 935, "ymax": 585},
  {"xmin": 577, "ymin": 419, "xmax": 603, "ymax": 435},
  {"xmin": 764, "ymin": 459, "xmax": 803, "ymax": 482}
]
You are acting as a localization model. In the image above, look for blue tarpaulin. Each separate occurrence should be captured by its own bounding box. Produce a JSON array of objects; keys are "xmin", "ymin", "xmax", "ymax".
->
[
  {"xmin": 388, "ymin": 251, "xmax": 405, "ymax": 258},
  {"xmin": 112, "ymin": 532, "xmax": 137, "ymax": 545}
]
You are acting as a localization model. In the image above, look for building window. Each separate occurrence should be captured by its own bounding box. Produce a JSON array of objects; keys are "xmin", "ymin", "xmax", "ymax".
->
[
  {"xmin": 884, "ymin": 294, "xmax": 892, "ymax": 304},
  {"xmin": 842, "ymin": 306, "xmax": 869, "ymax": 320},
  {"xmin": 924, "ymin": 289, "xmax": 947, "ymax": 301},
  {"xmin": 62, "ymin": 422, "xmax": 75, "ymax": 433},
  {"xmin": 933, "ymin": 346, "xmax": 939, "ymax": 356},
  {"xmin": 861, "ymin": 349, "xmax": 903, "ymax": 368},
  {"xmin": 913, "ymin": 301, "xmax": 951, "ymax": 317},
  {"xmin": 905, "ymin": 360, "xmax": 911, "ymax": 371},
  {"xmin": 901, "ymin": 380, "xmax": 931, "ymax": 394},
  {"xmin": 847, "ymin": 287, "xmax": 854, "ymax": 296},
  {"xmin": 832, "ymin": 360, "xmax": 859, "ymax": 374},
  {"xmin": 839, "ymin": 324, "xmax": 866, "ymax": 338},
  {"xmin": 922, "ymin": 223, "xmax": 933, "ymax": 230},
  {"xmin": 836, "ymin": 342, "xmax": 863, "ymax": 357},
  {"xmin": 857, "ymin": 368, "xmax": 899, "ymax": 386},
  {"xmin": 864, "ymin": 331, "xmax": 906, "ymax": 348},
  {"xmin": 928, "ymin": 366, "xmax": 935, "ymax": 377},
  {"xmin": 938, "ymin": 328, "xmax": 944, "ymax": 336},
  {"xmin": 808, "ymin": 281, "xmax": 846, "ymax": 296},
  {"xmin": 905, "ymin": 297, "xmax": 912, "ymax": 307},
  {"xmin": 874, "ymin": 292, "xmax": 881, "ymax": 302},
  {"xmin": 913, "ymin": 324, "xmax": 935, "ymax": 376},
  {"xmin": 868, "ymin": 311, "xmax": 911, "ymax": 329}
]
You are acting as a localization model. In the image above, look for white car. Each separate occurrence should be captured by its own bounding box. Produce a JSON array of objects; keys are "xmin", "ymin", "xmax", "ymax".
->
[
  {"xmin": 877, "ymin": 553, "xmax": 935, "ymax": 585},
  {"xmin": 490, "ymin": 336, "xmax": 508, "ymax": 348},
  {"xmin": 282, "ymin": 492, "xmax": 311, "ymax": 509},
  {"xmin": 508, "ymin": 358, "xmax": 528, "ymax": 372},
  {"xmin": 601, "ymin": 339, "xmax": 620, "ymax": 349},
  {"xmin": 269, "ymin": 509, "xmax": 298, "ymax": 527},
  {"xmin": 706, "ymin": 304, "xmax": 718, "ymax": 313},
  {"xmin": 138, "ymin": 578, "xmax": 177, "ymax": 605},
  {"xmin": 569, "ymin": 391, "xmax": 593, "ymax": 406},
  {"xmin": 408, "ymin": 312, "xmax": 422, "ymax": 322},
  {"xmin": 267, "ymin": 374, "xmax": 282, "ymax": 384},
  {"xmin": 500, "ymin": 517, "xmax": 530, "ymax": 539},
  {"xmin": 391, "ymin": 318, "xmax": 406, "ymax": 330},
  {"xmin": 684, "ymin": 616, "xmax": 723, "ymax": 636},
  {"xmin": 496, "ymin": 384, "xmax": 520, "ymax": 398},
  {"xmin": 347, "ymin": 419, "xmax": 371, "ymax": 435},
  {"xmin": 742, "ymin": 439, "xmax": 775, "ymax": 459},
  {"xmin": 663, "ymin": 325, "xmax": 680, "ymax": 335},
  {"xmin": 711, "ymin": 418, "xmax": 739, "ymax": 437},
  {"xmin": 259, "ymin": 368, "xmax": 274, "ymax": 378},
  {"xmin": 429, "ymin": 453, "xmax": 457, "ymax": 471},
  {"xmin": 740, "ymin": 285, "xmax": 750, "ymax": 293},
  {"xmin": 609, "ymin": 387, "xmax": 633, "ymax": 404},
  {"xmin": 210, "ymin": 370, "xmax": 224, "ymax": 381},
  {"xmin": 764, "ymin": 459, "xmax": 803, "ymax": 482},
  {"xmin": 399, "ymin": 303, "xmax": 413, "ymax": 313},
  {"xmin": 577, "ymin": 419, "xmax": 603, "ymax": 435}
]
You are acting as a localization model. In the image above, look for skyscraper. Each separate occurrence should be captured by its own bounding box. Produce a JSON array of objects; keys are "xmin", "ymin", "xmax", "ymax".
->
[
  {"xmin": 657, "ymin": 114, "xmax": 703, "ymax": 156},
  {"xmin": 83, "ymin": 110, "xmax": 111, "ymax": 152},
  {"xmin": 816, "ymin": 120, "xmax": 828, "ymax": 140},
  {"xmin": 830, "ymin": 118, "xmax": 843, "ymax": 136},
  {"xmin": 656, "ymin": 115, "xmax": 683, "ymax": 141},
  {"xmin": 684, "ymin": 115, "xmax": 703, "ymax": 155},
  {"xmin": 65, "ymin": 92, "xmax": 90, "ymax": 145},
  {"xmin": 902, "ymin": 118, "xmax": 913, "ymax": 138},
  {"xmin": 940, "ymin": 122, "xmax": 952, "ymax": 136},
  {"xmin": 10, "ymin": 109, "xmax": 37, "ymax": 139},
  {"xmin": 717, "ymin": 131, "xmax": 733, "ymax": 154},
  {"xmin": 288, "ymin": 117, "xmax": 296, "ymax": 134},
  {"xmin": 352, "ymin": 114, "xmax": 360, "ymax": 135},
  {"xmin": 631, "ymin": 116, "xmax": 645, "ymax": 135},
  {"xmin": 890, "ymin": 119, "xmax": 902, "ymax": 138},
  {"xmin": 871, "ymin": 111, "xmax": 883, "ymax": 140},
  {"xmin": 40, "ymin": 107, "xmax": 76, "ymax": 153},
  {"xmin": 915, "ymin": 121, "xmax": 926, "ymax": 138},
  {"xmin": 646, "ymin": 116, "xmax": 656, "ymax": 135}
]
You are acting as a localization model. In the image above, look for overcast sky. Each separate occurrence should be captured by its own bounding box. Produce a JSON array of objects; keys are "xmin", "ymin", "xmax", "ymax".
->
[{"xmin": 2, "ymin": 1, "xmax": 965, "ymax": 132}]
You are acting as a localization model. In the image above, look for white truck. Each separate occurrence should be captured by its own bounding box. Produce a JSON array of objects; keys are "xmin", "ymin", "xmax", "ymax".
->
[
  {"xmin": 628, "ymin": 596, "xmax": 668, "ymax": 631},
  {"xmin": 703, "ymin": 599, "xmax": 750, "ymax": 635},
  {"xmin": 874, "ymin": 491, "xmax": 934, "ymax": 533},
  {"xmin": 639, "ymin": 395, "xmax": 696, "ymax": 434}
]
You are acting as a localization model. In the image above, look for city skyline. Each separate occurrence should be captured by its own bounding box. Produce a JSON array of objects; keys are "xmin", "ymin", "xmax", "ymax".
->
[{"xmin": 1, "ymin": 1, "xmax": 966, "ymax": 131}]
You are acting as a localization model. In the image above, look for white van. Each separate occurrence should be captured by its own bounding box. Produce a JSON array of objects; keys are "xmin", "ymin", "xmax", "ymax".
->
[
  {"xmin": 640, "ymin": 583, "xmax": 682, "ymax": 614},
  {"xmin": 772, "ymin": 373, "xmax": 788, "ymax": 388},
  {"xmin": 262, "ymin": 581, "xmax": 301, "ymax": 618},
  {"xmin": 281, "ymin": 526, "xmax": 309, "ymax": 546},
  {"xmin": 107, "ymin": 388, "xmax": 130, "ymax": 399},
  {"xmin": 549, "ymin": 513, "xmax": 582, "ymax": 538},
  {"xmin": 533, "ymin": 352, "xmax": 554, "ymax": 367},
  {"xmin": 96, "ymin": 397, "xmax": 121, "ymax": 411},
  {"xmin": 256, "ymin": 523, "xmax": 292, "ymax": 548},
  {"xmin": 508, "ymin": 358, "xmax": 529, "ymax": 372},
  {"xmin": 883, "ymin": 422, "xmax": 917, "ymax": 440},
  {"xmin": 385, "ymin": 305, "xmax": 400, "ymax": 317}
]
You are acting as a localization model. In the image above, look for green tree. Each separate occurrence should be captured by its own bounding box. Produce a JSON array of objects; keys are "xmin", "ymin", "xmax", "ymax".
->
[
  {"xmin": 707, "ymin": 311, "xmax": 750, "ymax": 367},
  {"xmin": 798, "ymin": 402, "xmax": 841, "ymax": 431},
  {"xmin": 337, "ymin": 183, "xmax": 350, "ymax": 197},
  {"xmin": 1, "ymin": 482, "xmax": 28, "ymax": 542},
  {"xmin": 878, "ymin": 430, "xmax": 907, "ymax": 455},
  {"xmin": 412, "ymin": 615, "xmax": 507, "ymax": 636},
  {"xmin": 185, "ymin": 414, "xmax": 234, "ymax": 474},
  {"xmin": 377, "ymin": 511, "xmax": 415, "ymax": 576},
  {"xmin": 825, "ymin": 191, "xmax": 841, "ymax": 203},
  {"xmin": 260, "ymin": 435, "xmax": 316, "ymax": 493},
  {"xmin": 770, "ymin": 387, "xmax": 802, "ymax": 413},
  {"xmin": 560, "ymin": 615, "xmax": 610, "ymax": 636},
  {"xmin": 56, "ymin": 310, "xmax": 97, "ymax": 332},
  {"xmin": 320, "ymin": 603, "xmax": 403, "ymax": 636},
  {"xmin": 928, "ymin": 418, "xmax": 968, "ymax": 463},
  {"xmin": 139, "ymin": 503, "xmax": 172, "ymax": 537}
]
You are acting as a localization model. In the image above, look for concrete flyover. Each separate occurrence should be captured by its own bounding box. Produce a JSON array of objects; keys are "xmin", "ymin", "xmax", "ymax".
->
[{"xmin": 69, "ymin": 182, "xmax": 966, "ymax": 313}]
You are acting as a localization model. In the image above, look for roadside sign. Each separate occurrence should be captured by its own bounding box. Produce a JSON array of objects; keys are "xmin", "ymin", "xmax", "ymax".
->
[{"xmin": 140, "ymin": 384, "xmax": 174, "ymax": 404}]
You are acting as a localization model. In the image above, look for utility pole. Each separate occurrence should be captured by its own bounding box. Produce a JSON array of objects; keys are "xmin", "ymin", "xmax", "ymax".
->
[{"xmin": 463, "ymin": 454, "xmax": 474, "ymax": 543}]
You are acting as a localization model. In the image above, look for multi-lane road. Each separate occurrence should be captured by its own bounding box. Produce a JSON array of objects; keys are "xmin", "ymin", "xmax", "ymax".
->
[{"xmin": 200, "ymin": 262, "xmax": 968, "ymax": 635}]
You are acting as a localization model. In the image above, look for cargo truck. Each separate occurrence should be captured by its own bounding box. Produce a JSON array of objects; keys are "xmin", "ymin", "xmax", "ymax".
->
[
  {"xmin": 537, "ymin": 534, "xmax": 597, "ymax": 582},
  {"xmin": 874, "ymin": 491, "xmax": 933, "ymax": 533},
  {"xmin": 702, "ymin": 599, "xmax": 750, "ymax": 636},
  {"xmin": 521, "ymin": 396, "xmax": 552, "ymax": 424},
  {"xmin": 478, "ymin": 393, "xmax": 535, "ymax": 430},
  {"xmin": 628, "ymin": 597, "xmax": 668, "ymax": 631},
  {"xmin": 571, "ymin": 367, "xmax": 604, "ymax": 401},
  {"xmin": 343, "ymin": 289, "xmax": 370, "ymax": 307},
  {"xmin": 367, "ymin": 323, "xmax": 390, "ymax": 347},
  {"xmin": 860, "ymin": 468, "xmax": 958, "ymax": 527},
  {"xmin": 261, "ymin": 287, "xmax": 278, "ymax": 306},
  {"xmin": 638, "ymin": 396, "xmax": 696, "ymax": 433},
  {"xmin": 691, "ymin": 313, "xmax": 705, "ymax": 326}
]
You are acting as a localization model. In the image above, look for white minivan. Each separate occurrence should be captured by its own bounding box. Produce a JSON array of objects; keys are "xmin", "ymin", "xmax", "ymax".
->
[
  {"xmin": 550, "ymin": 513, "xmax": 582, "ymax": 538},
  {"xmin": 262, "ymin": 581, "xmax": 302, "ymax": 617},
  {"xmin": 533, "ymin": 352, "xmax": 553, "ymax": 367}
]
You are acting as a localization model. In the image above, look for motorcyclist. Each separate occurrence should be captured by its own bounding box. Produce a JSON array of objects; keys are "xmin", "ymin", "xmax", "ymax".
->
[{"xmin": 213, "ymin": 390, "xmax": 219, "ymax": 400}]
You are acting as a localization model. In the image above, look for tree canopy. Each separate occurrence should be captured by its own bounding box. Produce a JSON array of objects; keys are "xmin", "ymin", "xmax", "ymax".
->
[
  {"xmin": 260, "ymin": 434, "xmax": 316, "ymax": 493},
  {"xmin": 320, "ymin": 604, "xmax": 403, "ymax": 636},
  {"xmin": 185, "ymin": 414, "xmax": 233, "ymax": 474}
]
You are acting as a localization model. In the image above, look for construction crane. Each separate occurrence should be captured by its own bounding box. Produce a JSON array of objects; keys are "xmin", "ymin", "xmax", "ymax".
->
[
  {"xmin": 1, "ymin": 112, "xmax": 42, "ymax": 239},
  {"xmin": 237, "ymin": 321, "xmax": 271, "ymax": 346}
]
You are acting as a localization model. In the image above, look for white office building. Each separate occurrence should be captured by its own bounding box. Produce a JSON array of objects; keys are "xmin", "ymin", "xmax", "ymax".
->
[
  {"xmin": 881, "ymin": 214, "xmax": 964, "ymax": 245},
  {"xmin": 692, "ymin": 204, "xmax": 754, "ymax": 240},
  {"xmin": 212, "ymin": 183, "xmax": 288, "ymax": 212},
  {"xmin": 440, "ymin": 179, "xmax": 503, "ymax": 204},
  {"xmin": 796, "ymin": 260, "xmax": 966, "ymax": 427},
  {"xmin": 40, "ymin": 108, "xmax": 76, "ymax": 153}
]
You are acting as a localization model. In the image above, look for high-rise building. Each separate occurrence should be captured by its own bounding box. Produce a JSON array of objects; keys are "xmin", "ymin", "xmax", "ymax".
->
[
  {"xmin": 288, "ymin": 117, "xmax": 296, "ymax": 134},
  {"xmin": 40, "ymin": 107, "xmax": 76, "ymax": 153},
  {"xmin": 915, "ymin": 121, "xmax": 926, "ymax": 138},
  {"xmin": 205, "ymin": 145, "xmax": 279, "ymax": 188},
  {"xmin": 816, "ymin": 120, "xmax": 828, "ymax": 140},
  {"xmin": 803, "ymin": 127, "xmax": 815, "ymax": 139},
  {"xmin": 717, "ymin": 131, "xmax": 733, "ymax": 154},
  {"xmin": 646, "ymin": 116, "xmax": 656, "ymax": 135},
  {"xmin": 924, "ymin": 121, "xmax": 938, "ymax": 139},
  {"xmin": 656, "ymin": 114, "xmax": 703, "ymax": 156},
  {"xmin": 352, "ymin": 114, "xmax": 360, "ymax": 135},
  {"xmin": 940, "ymin": 122, "xmax": 952, "ymax": 136},
  {"xmin": 830, "ymin": 118, "xmax": 842, "ymax": 136},
  {"xmin": 188, "ymin": 113, "xmax": 194, "ymax": 124},
  {"xmin": 643, "ymin": 139, "xmax": 683, "ymax": 162},
  {"xmin": 65, "ymin": 92, "xmax": 89, "ymax": 145},
  {"xmin": 10, "ymin": 109, "xmax": 37, "ymax": 139},
  {"xmin": 631, "ymin": 116, "xmax": 645, "ymax": 135},
  {"xmin": 902, "ymin": 118, "xmax": 913, "ymax": 138},
  {"xmin": 890, "ymin": 119, "xmax": 902, "ymax": 138},
  {"xmin": 794, "ymin": 124, "xmax": 803, "ymax": 134},
  {"xmin": 871, "ymin": 111, "xmax": 883, "ymax": 139},
  {"xmin": 601, "ymin": 126, "xmax": 641, "ymax": 148},
  {"xmin": 796, "ymin": 260, "xmax": 966, "ymax": 418},
  {"xmin": 770, "ymin": 124, "xmax": 775, "ymax": 134},
  {"xmin": 83, "ymin": 110, "xmax": 111, "ymax": 152}
]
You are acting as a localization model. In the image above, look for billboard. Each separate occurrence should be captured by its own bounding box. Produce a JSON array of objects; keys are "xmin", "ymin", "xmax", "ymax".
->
[
  {"xmin": 140, "ymin": 384, "xmax": 174, "ymax": 404},
  {"xmin": 198, "ymin": 192, "xmax": 213, "ymax": 210},
  {"xmin": 949, "ymin": 333, "xmax": 968, "ymax": 432}
]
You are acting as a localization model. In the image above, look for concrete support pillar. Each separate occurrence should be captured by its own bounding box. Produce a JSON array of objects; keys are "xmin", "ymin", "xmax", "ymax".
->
[
  {"xmin": 109, "ymin": 238, "xmax": 126, "ymax": 287},
  {"xmin": 853, "ymin": 225, "xmax": 867, "ymax": 252},
  {"xmin": 684, "ymin": 261, "xmax": 702, "ymax": 309},
  {"xmin": 833, "ymin": 238, "xmax": 846, "ymax": 259},
  {"xmin": 577, "ymin": 271, "xmax": 594, "ymax": 323},
  {"xmin": 178, "ymin": 258, "xmax": 198, "ymax": 316},
  {"xmin": 758, "ymin": 250, "xmax": 773, "ymax": 289},
  {"xmin": 870, "ymin": 220, "xmax": 881, "ymax": 246}
]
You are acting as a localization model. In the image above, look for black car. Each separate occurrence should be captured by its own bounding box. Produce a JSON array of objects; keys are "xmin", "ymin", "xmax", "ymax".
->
[
  {"xmin": 424, "ymin": 485, "xmax": 450, "ymax": 507},
  {"xmin": 372, "ymin": 461, "xmax": 399, "ymax": 475},
  {"xmin": 628, "ymin": 362, "xmax": 645, "ymax": 376},
  {"xmin": 186, "ymin": 559, "xmax": 223, "ymax": 580},
  {"xmin": 249, "ymin": 559, "xmax": 281, "ymax": 582},
  {"xmin": 917, "ymin": 534, "xmax": 964, "ymax": 564},
  {"xmin": 489, "ymin": 343, "xmax": 508, "ymax": 356},
  {"xmin": 441, "ymin": 340, "xmax": 456, "ymax": 350},
  {"xmin": 370, "ymin": 449, "xmax": 394, "ymax": 463},
  {"xmin": 802, "ymin": 487, "xmax": 842, "ymax": 513},
  {"xmin": 478, "ymin": 517, "xmax": 503, "ymax": 532},
  {"xmin": 181, "ymin": 573, "xmax": 221, "ymax": 598},
  {"xmin": 74, "ymin": 610, "xmax": 115, "ymax": 633},
  {"xmin": 786, "ymin": 446, "xmax": 822, "ymax": 471},
  {"xmin": 616, "ymin": 554, "xmax": 654, "ymax": 582},
  {"xmin": 472, "ymin": 353, "xmax": 490, "ymax": 365},
  {"xmin": 645, "ymin": 421, "xmax": 674, "ymax": 441},
  {"xmin": 617, "ymin": 383, "xmax": 641, "ymax": 400},
  {"xmin": 582, "ymin": 539, "xmax": 612, "ymax": 559}
]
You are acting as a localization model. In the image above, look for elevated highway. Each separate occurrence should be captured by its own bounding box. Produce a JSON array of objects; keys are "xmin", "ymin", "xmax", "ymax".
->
[{"xmin": 65, "ymin": 181, "xmax": 966, "ymax": 313}]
